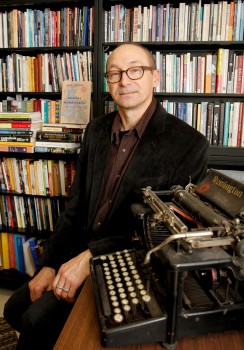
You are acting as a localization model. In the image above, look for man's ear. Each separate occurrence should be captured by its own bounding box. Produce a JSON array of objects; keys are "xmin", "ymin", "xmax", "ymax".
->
[{"xmin": 153, "ymin": 69, "xmax": 160, "ymax": 88}]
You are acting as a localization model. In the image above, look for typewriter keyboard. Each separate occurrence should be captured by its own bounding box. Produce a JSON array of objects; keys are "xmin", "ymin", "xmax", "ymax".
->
[{"xmin": 91, "ymin": 249, "xmax": 164, "ymax": 327}]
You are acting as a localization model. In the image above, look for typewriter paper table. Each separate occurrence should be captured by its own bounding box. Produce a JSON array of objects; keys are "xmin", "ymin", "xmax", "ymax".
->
[{"xmin": 54, "ymin": 277, "xmax": 244, "ymax": 350}]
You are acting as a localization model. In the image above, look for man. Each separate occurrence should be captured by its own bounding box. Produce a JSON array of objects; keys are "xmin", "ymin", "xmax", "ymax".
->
[{"xmin": 4, "ymin": 43, "xmax": 209, "ymax": 349}]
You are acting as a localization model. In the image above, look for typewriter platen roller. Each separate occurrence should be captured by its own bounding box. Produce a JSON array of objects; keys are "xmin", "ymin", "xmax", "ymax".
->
[{"xmin": 90, "ymin": 169, "xmax": 244, "ymax": 349}]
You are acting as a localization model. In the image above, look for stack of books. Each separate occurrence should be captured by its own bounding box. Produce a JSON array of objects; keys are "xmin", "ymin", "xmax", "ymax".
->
[
  {"xmin": 0, "ymin": 111, "xmax": 43, "ymax": 153},
  {"xmin": 34, "ymin": 123, "xmax": 84, "ymax": 154}
]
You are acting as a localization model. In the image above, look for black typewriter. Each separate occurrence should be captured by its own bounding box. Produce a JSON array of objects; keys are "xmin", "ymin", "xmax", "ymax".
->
[{"xmin": 90, "ymin": 169, "xmax": 244, "ymax": 349}]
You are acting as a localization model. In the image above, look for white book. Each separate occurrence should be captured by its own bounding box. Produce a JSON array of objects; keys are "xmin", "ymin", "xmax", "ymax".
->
[
  {"xmin": 142, "ymin": 6, "xmax": 148, "ymax": 42},
  {"xmin": 220, "ymin": 1, "xmax": 228, "ymax": 41},
  {"xmin": 35, "ymin": 141, "xmax": 81, "ymax": 148},
  {"xmin": 0, "ymin": 13, "xmax": 3, "ymax": 48},
  {"xmin": 2, "ymin": 12, "xmax": 8, "ymax": 48},
  {"xmin": 202, "ymin": 4, "xmax": 210, "ymax": 41},
  {"xmin": 231, "ymin": 102, "xmax": 240, "ymax": 147},
  {"xmin": 178, "ymin": 3, "xmax": 186, "ymax": 41},
  {"xmin": 184, "ymin": 4, "xmax": 189, "ymax": 41},
  {"xmin": 216, "ymin": 1, "xmax": 223, "ymax": 41}
]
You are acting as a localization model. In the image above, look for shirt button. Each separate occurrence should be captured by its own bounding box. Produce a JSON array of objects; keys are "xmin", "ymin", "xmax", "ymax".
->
[
  {"xmin": 122, "ymin": 148, "xmax": 126, "ymax": 152},
  {"xmin": 109, "ymin": 200, "xmax": 112, "ymax": 203},
  {"xmin": 97, "ymin": 222, "xmax": 101, "ymax": 226}
]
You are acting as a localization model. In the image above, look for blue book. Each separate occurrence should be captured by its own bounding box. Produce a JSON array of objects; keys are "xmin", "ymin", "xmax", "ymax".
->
[
  {"xmin": 14, "ymin": 234, "xmax": 26, "ymax": 274},
  {"xmin": 223, "ymin": 102, "xmax": 230, "ymax": 146},
  {"xmin": 28, "ymin": 237, "xmax": 39, "ymax": 270}
]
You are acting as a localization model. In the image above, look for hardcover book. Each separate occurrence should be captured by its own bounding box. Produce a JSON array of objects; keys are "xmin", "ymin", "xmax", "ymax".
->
[{"xmin": 60, "ymin": 81, "xmax": 92, "ymax": 125}]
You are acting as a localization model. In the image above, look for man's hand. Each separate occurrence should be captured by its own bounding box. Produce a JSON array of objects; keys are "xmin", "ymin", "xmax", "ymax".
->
[
  {"xmin": 28, "ymin": 266, "xmax": 56, "ymax": 302},
  {"xmin": 53, "ymin": 249, "xmax": 92, "ymax": 303}
]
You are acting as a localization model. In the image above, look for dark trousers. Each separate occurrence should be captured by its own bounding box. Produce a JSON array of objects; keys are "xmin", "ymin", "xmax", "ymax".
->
[{"xmin": 4, "ymin": 280, "xmax": 74, "ymax": 350}]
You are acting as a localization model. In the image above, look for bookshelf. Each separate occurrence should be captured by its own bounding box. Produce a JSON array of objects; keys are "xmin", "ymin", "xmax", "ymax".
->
[
  {"xmin": 0, "ymin": 0, "xmax": 98, "ymax": 286},
  {"xmin": 0, "ymin": 0, "xmax": 243, "ymax": 286},
  {"xmin": 97, "ymin": 0, "xmax": 244, "ymax": 170}
]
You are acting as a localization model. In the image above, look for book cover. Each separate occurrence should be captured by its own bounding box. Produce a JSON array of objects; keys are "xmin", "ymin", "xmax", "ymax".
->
[
  {"xmin": 23, "ymin": 238, "xmax": 36, "ymax": 276},
  {"xmin": 60, "ymin": 81, "xmax": 92, "ymax": 125},
  {"xmin": 14, "ymin": 234, "xmax": 25, "ymax": 273},
  {"xmin": 1, "ymin": 232, "xmax": 10, "ymax": 269}
]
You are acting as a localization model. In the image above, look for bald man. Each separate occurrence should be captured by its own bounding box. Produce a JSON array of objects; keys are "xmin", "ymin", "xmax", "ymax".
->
[{"xmin": 4, "ymin": 43, "xmax": 209, "ymax": 349}]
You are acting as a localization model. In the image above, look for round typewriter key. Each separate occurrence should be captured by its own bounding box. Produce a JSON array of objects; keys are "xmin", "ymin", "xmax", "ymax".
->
[
  {"xmin": 108, "ymin": 255, "xmax": 114, "ymax": 260},
  {"xmin": 103, "ymin": 267, "xmax": 109, "ymax": 271},
  {"xmin": 110, "ymin": 295, "xmax": 118, "ymax": 302},
  {"xmin": 135, "ymin": 278, "xmax": 142, "ymax": 285},
  {"xmin": 118, "ymin": 287, "xmax": 125, "ymax": 294},
  {"xmin": 104, "ymin": 271, "xmax": 111, "ymax": 276},
  {"xmin": 124, "ymin": 276, "xmax": 131, "ymax": 282},
  {"xmin": 116, "ymin": 282, "xmax": 123, "ymax": 288},
  {"xmin": 123, "ymin": 304, "xmax": 131, "ymax": 321},
  {"xmin": 131, "ymin": 270, "xmax": 138, "ymax": 276},
  {"xmin": 109, "ymin": 290, "xmax": 116, "ymax": 296},
  {"xmin": 112, "ymin": 301, "xmax": 120, "ymax": 308},
  {"xmin": 115, "ymin": 277, "xmax": 122, "ymax": 283},
  {"xmin": 121, "ymin": 267, "xmax": 127, "ymax": 272},
  {"xmin": 126, "ymin": 281, "xmax": 133, "ymax": 287},
  {"xmin": 121, "ymin": 299, "xmax": 129, "ymax": 306},
  {"xmin": 131, "ymin": 297, "xmax": 139, "ymax": 318},
  {"xmin": 102, "ymin": 262, "xmax": 108, "ymax": 267},
  {"xmin": 113, "ymin": 314, "xmax": 124, "ymax": 323},
  {"xmin": 124, "ymin": 252, "xmax": 130, "ymax": 257},
  {"xmin": 127, "ymin": 261, "xmax": 134, "ymax": 266},
  {"xmin": 122, "ymin": 271, "xmax": 129, "ymax": 277},
  {"xmin": 112, "ymin": 268, "xmax": 119, "ymax": 273},
  {"xmin": 108, "ymin": 285, "xmax": 115, "ymax": 291},
  {"xmin": 114, "ymin": 307, "xmax": 122, "ymax": 314},
  {"xmin": 142, "ymin": 294, "xmax": 151, "ymax": 303},
  {"xmin": 127, "ymin": 286, "xmax": 135, "ymax": 293},
  {"xmin": 113, "ymin": 273, "xmax": 120, "ymax": 279},
  {"xmin": 119, "ymin": 293, "xmax": 127, "ymax": 299},
  {"xmin": 105, "ymin": 275, "xmax": 112, "ymax": 281},
  {"xmin": 129, "ymin": 292, "xmax": 137, "ymax": 298},
  {"xmin": 106, "ymin": 280, "xmax": 113, "ymax": 285}
]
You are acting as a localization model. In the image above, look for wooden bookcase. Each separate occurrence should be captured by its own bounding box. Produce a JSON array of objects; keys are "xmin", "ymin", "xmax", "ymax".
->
[{"xmin": 97, "ymin": 0, "xmax": 244, "ymax": 170}]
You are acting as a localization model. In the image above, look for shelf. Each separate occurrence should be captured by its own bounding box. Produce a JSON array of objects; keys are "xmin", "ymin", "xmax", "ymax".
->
[{"xmin": 209, "ymin": 147, "xmax": 244, "ymax": 169}]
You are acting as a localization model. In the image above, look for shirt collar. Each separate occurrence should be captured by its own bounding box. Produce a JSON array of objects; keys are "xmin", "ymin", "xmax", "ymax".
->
[{"xmin": 111, "ymin": 97, "xmax": 157, "ymax": 143}]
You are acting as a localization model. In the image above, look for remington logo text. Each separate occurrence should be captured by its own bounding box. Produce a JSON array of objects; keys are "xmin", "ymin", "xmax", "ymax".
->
[{"xmin": 213, "ymin": 176, "xmax": 243, "ymax": 198}]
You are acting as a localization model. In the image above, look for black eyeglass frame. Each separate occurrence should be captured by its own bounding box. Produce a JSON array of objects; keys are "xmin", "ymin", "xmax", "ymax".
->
[{"xmin": 104, "ymin": 66, "xmax": 156, "ymax": 83}]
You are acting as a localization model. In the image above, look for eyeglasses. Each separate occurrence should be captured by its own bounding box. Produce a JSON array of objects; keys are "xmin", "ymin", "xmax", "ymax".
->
[{"xmin": 104, "ymin": 66, "xmax": 155, "ymax": 83}]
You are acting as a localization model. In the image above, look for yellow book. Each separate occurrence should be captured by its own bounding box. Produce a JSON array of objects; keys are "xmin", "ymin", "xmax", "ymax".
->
[
  {"xmin": 0, "ymin": 141, "xmax": 34, "ymax": 146},
  {"xmin": 1, "ymin": 232, "xmax": 10, "ymax": 269}
]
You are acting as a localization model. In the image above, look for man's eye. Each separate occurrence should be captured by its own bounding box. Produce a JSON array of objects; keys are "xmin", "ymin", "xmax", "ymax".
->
[
  {"xmin": 110, "ymin": 72, "xmax": 120, "ymax": 78},
  {"xmin": 130, "ymin": 68, "xmax": 141, "ymax": 74}
]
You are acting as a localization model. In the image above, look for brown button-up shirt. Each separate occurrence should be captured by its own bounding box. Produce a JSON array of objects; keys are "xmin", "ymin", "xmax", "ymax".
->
[{"xmin": 92, "ymin": 97, "xmax": 157, "ymax": 232}]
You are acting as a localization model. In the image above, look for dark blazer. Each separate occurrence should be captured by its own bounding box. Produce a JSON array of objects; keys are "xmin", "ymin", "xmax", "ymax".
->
[{"xmin": 40, "ymin": 101, "xmax": 209, "ymax": 269}]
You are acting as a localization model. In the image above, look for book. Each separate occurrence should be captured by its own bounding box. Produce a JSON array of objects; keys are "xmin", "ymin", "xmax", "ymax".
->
[
  {"xmin": 0, "ymin": 145, "xmax": 34, "ymax": 153},
  {"xmin": 34, "ymin": 146, "xmax": 80, "ymax": 154},
  {"xmin": 35, "ymin": 141, "xmax": 80, "ymax": 148},
  {"xmin": 14, "ymin": 234, "xmax": 26, "ymax": 274},
  {"xmin": 36, "ymin": 131, "xmax": 82, "ymax": 142},
  {"xmin": 23, "ymin": 238, "xmax": 36, "ymax": 276},
  {"xmin": 1, "ymin": 232, "xmax": 10, "ymax": 269},
  {"xmin": 0, "ymin": 121, "xmax": 43, "ymax": 129},
  {"xmin": 42, "ymin": 123, "xmax": 85, "ymax": 132},
  {"xmin": 60, "ymin": 81, "xmax": 92, "ymax": 125},
  {"xmin": 0, "ymin": 112, "xmax": 42, "ymax": 121}
]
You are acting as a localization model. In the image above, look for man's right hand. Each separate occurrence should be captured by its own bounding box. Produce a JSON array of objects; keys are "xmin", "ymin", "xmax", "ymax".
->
[{"xmin": 28, "ymin": 266, "xmax": 56, "ymax": 302}]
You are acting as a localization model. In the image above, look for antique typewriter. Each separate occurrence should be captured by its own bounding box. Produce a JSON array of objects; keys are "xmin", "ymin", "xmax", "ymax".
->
[{"xmin": 90, "ymin": 169, "xmax": 244, "ymax": 349}]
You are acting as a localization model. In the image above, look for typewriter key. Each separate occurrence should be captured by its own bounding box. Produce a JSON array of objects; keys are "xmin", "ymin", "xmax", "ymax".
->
[{"xmin": 113, "ymin": 314, "xmax": 124, "ymax": 323}]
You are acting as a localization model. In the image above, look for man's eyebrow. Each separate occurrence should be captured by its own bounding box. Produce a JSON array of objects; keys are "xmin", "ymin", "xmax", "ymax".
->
[{"xmin": 107, "ymin": 61, "xmax": 144, "ymax": 70}]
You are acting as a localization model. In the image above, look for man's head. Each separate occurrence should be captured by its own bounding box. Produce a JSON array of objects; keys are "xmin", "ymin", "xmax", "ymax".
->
[{"xmin": 105, "ymin": 43, "xmax": 159, "ymax": 115}]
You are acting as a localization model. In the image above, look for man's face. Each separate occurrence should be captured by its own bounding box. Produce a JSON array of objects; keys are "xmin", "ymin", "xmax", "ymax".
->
[{"xmin": 106, "ymin": 45, "xmax": 159, "ymax": 111}]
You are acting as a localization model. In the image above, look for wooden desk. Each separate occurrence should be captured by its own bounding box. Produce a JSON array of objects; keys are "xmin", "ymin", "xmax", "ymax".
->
[{"xmin": 54, "ymin": 277, "xmax": 244, "ymax": 350}]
